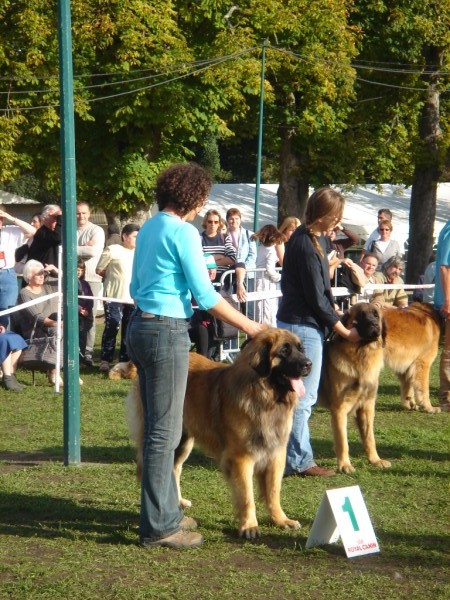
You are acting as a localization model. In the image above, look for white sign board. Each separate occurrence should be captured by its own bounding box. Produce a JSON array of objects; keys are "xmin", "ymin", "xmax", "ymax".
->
[{"xmin": 306, "ymin": 485, "xmax": 379, "ymax": 558}]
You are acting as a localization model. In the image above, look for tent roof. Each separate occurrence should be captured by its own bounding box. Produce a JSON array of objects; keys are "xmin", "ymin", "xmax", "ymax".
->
[{"xmin": 0, "ymin": 190, "xmax": 40, "ymax": 206}]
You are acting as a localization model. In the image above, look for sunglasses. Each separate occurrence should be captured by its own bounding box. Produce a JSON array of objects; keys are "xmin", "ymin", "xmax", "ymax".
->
[
  {"xmin": 207, "ymin": 220, "xmax": 219, "ymax": 224},
  {"xmin": 34, "ymin": 270, "xmax": 45, "ymax": 276}
]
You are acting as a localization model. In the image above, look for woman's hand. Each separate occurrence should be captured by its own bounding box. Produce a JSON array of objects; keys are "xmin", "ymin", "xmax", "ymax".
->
[
  {"xmin": 333, "ymin": 320, "xmax": 361, "ymax": 343},
  {"xmin": 236, "ymin": 282, "xmax": 247, "ymax": 303},
  {"xmin": 345, "ymin": 327, "xmax": 362, "ymax": 343},
  {"xmin": 44, "ymin": 263, "xmax": 58, "ymax": 274},
  {"xmin": 244, "ymin": 320, "xmax": 265, "ymax": 338}
]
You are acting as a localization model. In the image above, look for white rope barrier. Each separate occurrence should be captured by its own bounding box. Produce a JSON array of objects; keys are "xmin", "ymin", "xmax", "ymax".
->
[{"xmin": 0, "ymin": 264, "xmax": 438, "ymax": 376}]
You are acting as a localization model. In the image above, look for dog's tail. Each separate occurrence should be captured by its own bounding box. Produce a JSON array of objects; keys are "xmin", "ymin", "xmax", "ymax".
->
[{"xmin": 124, "ymin": 379, "xmax": 144, "ymax": 480}]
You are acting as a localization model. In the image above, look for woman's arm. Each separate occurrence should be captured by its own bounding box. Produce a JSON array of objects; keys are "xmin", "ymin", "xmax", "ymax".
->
[
  {"xmin": 276, "ymin": 243, "xmax": 284, "ymax": 267},
  {"xmin": 333, "ymin": 320, "xmax": 361, "ymax": 342},
  {"xmin": 0, "ymin": 209, "xmax": 37, "ymax": 237}
]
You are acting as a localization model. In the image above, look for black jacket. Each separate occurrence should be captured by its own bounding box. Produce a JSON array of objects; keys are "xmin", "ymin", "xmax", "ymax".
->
[
  {"xmin": 277, "ymin": 225, "xmax": 339, "ymax": 337},
  {"xmin": 27, "ymin": 216, "xmax": 62, "ymax": 266}
]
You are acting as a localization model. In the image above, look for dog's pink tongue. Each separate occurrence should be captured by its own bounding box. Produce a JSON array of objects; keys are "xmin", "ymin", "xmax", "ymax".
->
[{"xmin": 290, "ymin": 378, "xmax": 306, "ymax": 398}]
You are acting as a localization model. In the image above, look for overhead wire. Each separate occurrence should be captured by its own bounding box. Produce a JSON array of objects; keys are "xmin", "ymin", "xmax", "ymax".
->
[{"xmin": 1, "ymin": 42, "xmax": 449, "ymax": 114}]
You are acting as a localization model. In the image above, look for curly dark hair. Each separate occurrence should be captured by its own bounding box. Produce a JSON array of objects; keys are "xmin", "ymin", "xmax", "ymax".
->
[{"xmin": 155, "ymin": 163, "xmax": 212, "ymax": 217}]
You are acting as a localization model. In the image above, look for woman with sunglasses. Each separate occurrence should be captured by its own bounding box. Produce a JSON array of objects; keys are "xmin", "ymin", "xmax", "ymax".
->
[
  {"xmin": 15, "ymin": 259, "xmax": 61, "ymax": 384},
  {"xmin": 200, "ymin": 209, "xmax": 236, "ymax": 283},
  {"xmin": 364, "ymin": 219, "xmax": 403, "ymax": 270}
]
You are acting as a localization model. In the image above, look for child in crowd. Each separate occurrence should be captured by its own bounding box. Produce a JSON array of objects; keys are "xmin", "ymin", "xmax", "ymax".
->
[
  {"xmin": 252, "ymin": 224, "xmax": 286, "ymax": 326},
  {"xmin": 77, "ymin": 258, "xmax": 94, "ymax": 365}
]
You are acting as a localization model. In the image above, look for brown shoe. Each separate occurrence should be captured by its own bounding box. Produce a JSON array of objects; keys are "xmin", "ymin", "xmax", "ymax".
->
[
  {"xmin": 300, "ymin": 465, "xmax": 335, "ymax": 477},
  {"xmin": 141, "ymin": 530, "xmax": 204, "ymax": 549},
  {"xmin": 179, "ymin": 516, "xmax": 199, "ymax": 530}
]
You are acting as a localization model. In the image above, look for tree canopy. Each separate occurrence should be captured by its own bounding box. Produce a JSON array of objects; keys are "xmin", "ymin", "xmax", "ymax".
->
[{"xmin": 0, "ymin": 0, "xmax": 449, "ymax": 271}]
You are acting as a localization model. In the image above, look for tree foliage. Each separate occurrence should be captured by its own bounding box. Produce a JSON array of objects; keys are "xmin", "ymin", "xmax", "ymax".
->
[{"xmin": 0, "ymin": 0, "xmax": 449, "ymax": 265}]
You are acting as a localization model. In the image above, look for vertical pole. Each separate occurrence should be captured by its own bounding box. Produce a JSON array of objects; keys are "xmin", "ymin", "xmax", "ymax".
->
[
  {"xmin": 58, "ymin": 0, "xmax": 81, "ymax": 465},
  {"xmin": 253, "ymin": 39, "xmax": 267, "ymax": 233}
]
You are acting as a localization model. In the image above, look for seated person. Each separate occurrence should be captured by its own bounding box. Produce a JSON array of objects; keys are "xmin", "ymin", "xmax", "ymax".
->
[
  {"xmin": 339, "ymin": 252, "xmax": 379, "ymax": 289},
  {"xmin": 0, "ymin": 319, "xmax": 27, "ymax": 392},
  {"xmin": 15, "ymin": 259, "xmax": 61, "ymax": 384},
  {"xmin": 370, "ymin": 255, "xmax": 408, "ymax": 308}
]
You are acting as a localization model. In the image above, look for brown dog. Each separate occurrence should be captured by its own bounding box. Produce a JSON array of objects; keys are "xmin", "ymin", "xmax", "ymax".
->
[
  {"xmin": 125, "ymin": 327, "xmax": 312, "ymax": 539},
  {"xmin": 382, "ymin": 302, "xmax": 441, "ymax": 413},
  {"xmin": 319, "ymin": 302, "xmax": 391, "ymax": 474},
  {"xmin": 108, "ymin": 361, "xmax": 137, "ymax": 381}
]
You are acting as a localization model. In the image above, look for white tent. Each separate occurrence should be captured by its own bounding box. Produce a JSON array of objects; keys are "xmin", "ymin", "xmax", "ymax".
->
[{"xmin": 193, "ymin": 182, "xmax": 450, "ymax": 246}]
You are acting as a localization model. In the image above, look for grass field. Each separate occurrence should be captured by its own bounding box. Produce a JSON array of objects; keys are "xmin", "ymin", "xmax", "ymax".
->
[{"xmin": 0, "ymin": 343, "xmax": 448, "ymax": 599}]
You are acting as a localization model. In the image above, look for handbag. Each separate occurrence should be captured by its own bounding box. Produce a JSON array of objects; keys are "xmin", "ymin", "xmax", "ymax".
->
[
  {"xmin": 209, "ymin": 316, "xmax": 239, "ymax": 342},
  {"xmin": 20, "ymin": 318, "xmax": 58, "ymax": 371}
]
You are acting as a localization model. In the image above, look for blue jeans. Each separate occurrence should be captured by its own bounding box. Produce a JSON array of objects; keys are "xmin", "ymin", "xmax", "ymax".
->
[
  {"xmin": 126, "ymin": 310, "xmax": 191, "ymax": 542},
  {"xmin": 276, "ymin": 320, "xmax": 324, "ymax": 474},
  {"xmin": 0, "ymin": 269, "xmax": 18, "ymax": 328},
  {"xmin": 101, "ymin": 301, "xmax": 133, "ymax": 362}
]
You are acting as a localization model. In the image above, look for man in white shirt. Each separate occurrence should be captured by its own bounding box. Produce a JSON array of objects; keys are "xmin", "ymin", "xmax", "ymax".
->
[{"xmin": 76, "ymin": 202, "xmax": 105, "ymax": 365}]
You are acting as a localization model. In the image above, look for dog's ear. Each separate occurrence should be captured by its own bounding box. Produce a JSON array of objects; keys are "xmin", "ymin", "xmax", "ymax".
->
[
  {"xmin": 250, "ymin": 341, "xmax": 272, "ymax": 377},
  {"xmin": 381, "ymin": 317, "xmax": 388, "ymax": 347},
  {"xmin": 341, "ymin": 309, "xmax": 351, "ymax": 328}
]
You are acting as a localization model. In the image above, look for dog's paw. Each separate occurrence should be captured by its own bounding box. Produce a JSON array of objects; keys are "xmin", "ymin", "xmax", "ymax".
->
[
  {"xmin": 402, "ymin": 400, "xmax": 418, "ymax": 411},
  {"xmin": 423, "ymin": 405, "xmax": 441, "ymax": 414},
  {"xmin": 239, "ymin": 525, "xmax": 261, "ymax": 540},
  {"xmin": 338, "ymin": 463, "xmax": 355, "ymax": 474},
  {"xmin": 372, "ymin": 458, "xmax": 391, "ymax": 469},
  {"xmin": 280, "ymin": 518, "xmax": 301, "ymax": 530},
  {"xmin": 180, "ymin": 498, "xmax": 192, "ymax": 509}
]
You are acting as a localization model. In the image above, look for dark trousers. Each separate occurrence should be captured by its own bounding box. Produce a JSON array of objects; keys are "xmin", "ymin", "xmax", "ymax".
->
[{"xmin": 100, "ymin": 302, "xmax": 133, "ymax": 363}]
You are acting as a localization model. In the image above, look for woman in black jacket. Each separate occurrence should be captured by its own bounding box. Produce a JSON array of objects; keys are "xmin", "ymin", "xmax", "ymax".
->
[{"xmin": 277, "ymin": 187, "xmax": 361, "ymax": 477}]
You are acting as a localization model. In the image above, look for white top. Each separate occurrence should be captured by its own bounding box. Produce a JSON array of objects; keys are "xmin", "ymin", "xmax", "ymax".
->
[
  {"xmin": 255, "ymin": 244, "xmax": 281, "ymax": 283},
  {"xmin": 96, "ymin": 243, "xmax": 135, "ymax": 303},
  {"xmin": 77, "ymin": 222, "xmax": 105, "ymax": 282},
  {"xmin": 0, "ymin": 225, "xmax": 24, "ymax": 268},
  {"xmin": 365, "ymin": 227, "xmax": 405, "ymax": 254}
]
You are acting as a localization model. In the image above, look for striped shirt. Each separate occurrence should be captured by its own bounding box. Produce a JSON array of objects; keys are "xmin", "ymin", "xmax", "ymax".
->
[{"xmin": 200, "ymin": 232, "xmax": 236, "ymax": 282}]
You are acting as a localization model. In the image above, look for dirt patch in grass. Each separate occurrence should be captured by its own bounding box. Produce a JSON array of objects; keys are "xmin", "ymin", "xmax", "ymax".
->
[{"xmin": 0, "ymin": 451, "xmax": 62, "ymax": 473}]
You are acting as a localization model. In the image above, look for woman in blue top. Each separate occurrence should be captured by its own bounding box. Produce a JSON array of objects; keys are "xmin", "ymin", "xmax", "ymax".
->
[
  {"xmin": 277, "ymin": 187, "xmax": 361, "ymax": 478},
  {"xmin": 126, "ymin": 163, "xmax": 262, "ymax": 549}
]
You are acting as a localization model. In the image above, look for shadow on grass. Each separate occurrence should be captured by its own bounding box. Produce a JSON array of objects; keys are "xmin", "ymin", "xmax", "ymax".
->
[
  {"xmin": 0, "ymin": 446, "xmax": 218, "ymax": 471},
  {"xmin": 0, "ymin": 444, "xmax": 136, "ymax": 466},
  {"xmin": 312, "ymin": 433, "xmax": 448, "ymax": 464},
  {"xmin": 0, "ymin": 491, "xmax": 137, "ymax": 544}
]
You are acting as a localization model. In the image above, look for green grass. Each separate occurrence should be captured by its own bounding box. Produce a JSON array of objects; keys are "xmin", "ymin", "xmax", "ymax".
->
[{"xmin": 0, "ymin": 347, "xmax": 449, "ymax": 599}]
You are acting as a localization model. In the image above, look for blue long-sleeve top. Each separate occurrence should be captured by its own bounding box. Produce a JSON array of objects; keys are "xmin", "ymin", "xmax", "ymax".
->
[
  {"xmin": 130, "ymin": 212, "xmax": 221, "ymax": 318},
  {"xmin": 277, "ymin": 224, "xmax": 339, "ymax": 337}
]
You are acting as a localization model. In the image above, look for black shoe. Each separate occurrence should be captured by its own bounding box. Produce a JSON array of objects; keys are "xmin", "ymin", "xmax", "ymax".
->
[
  {"xmin": 80, "ymin": 354, "xmax": 94, "ymax": 367},
  {"xmin": 2, "ymin": 375, "xmax": 24, "ymax": 392}
]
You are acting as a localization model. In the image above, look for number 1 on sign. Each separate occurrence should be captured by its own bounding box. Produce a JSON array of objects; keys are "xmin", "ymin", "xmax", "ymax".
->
[{"xmin": 342, "ymin": 496, "xmax": 360, "ymax": 531}]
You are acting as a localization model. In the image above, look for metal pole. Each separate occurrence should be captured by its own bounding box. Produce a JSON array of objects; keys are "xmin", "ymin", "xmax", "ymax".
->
[
  {"xmin": 253, "ymin": 39, "xmax": 267, "ymax": 233},
  {"xmin": 58, "ymin": 0, "xmax": 81, "ymax": 465}
]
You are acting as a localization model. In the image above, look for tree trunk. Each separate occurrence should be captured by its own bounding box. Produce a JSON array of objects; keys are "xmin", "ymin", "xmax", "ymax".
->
[
  {"xmin": 406, "ymin": 46, "xmax": 443, "ymax": 284},
  {"xmin": 277, "ymin": 126, "xmax": 309, "ymax": 225},
  {"xmin": 104, "ymin": 206, "xmax": 150, "ymax": 229}
]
